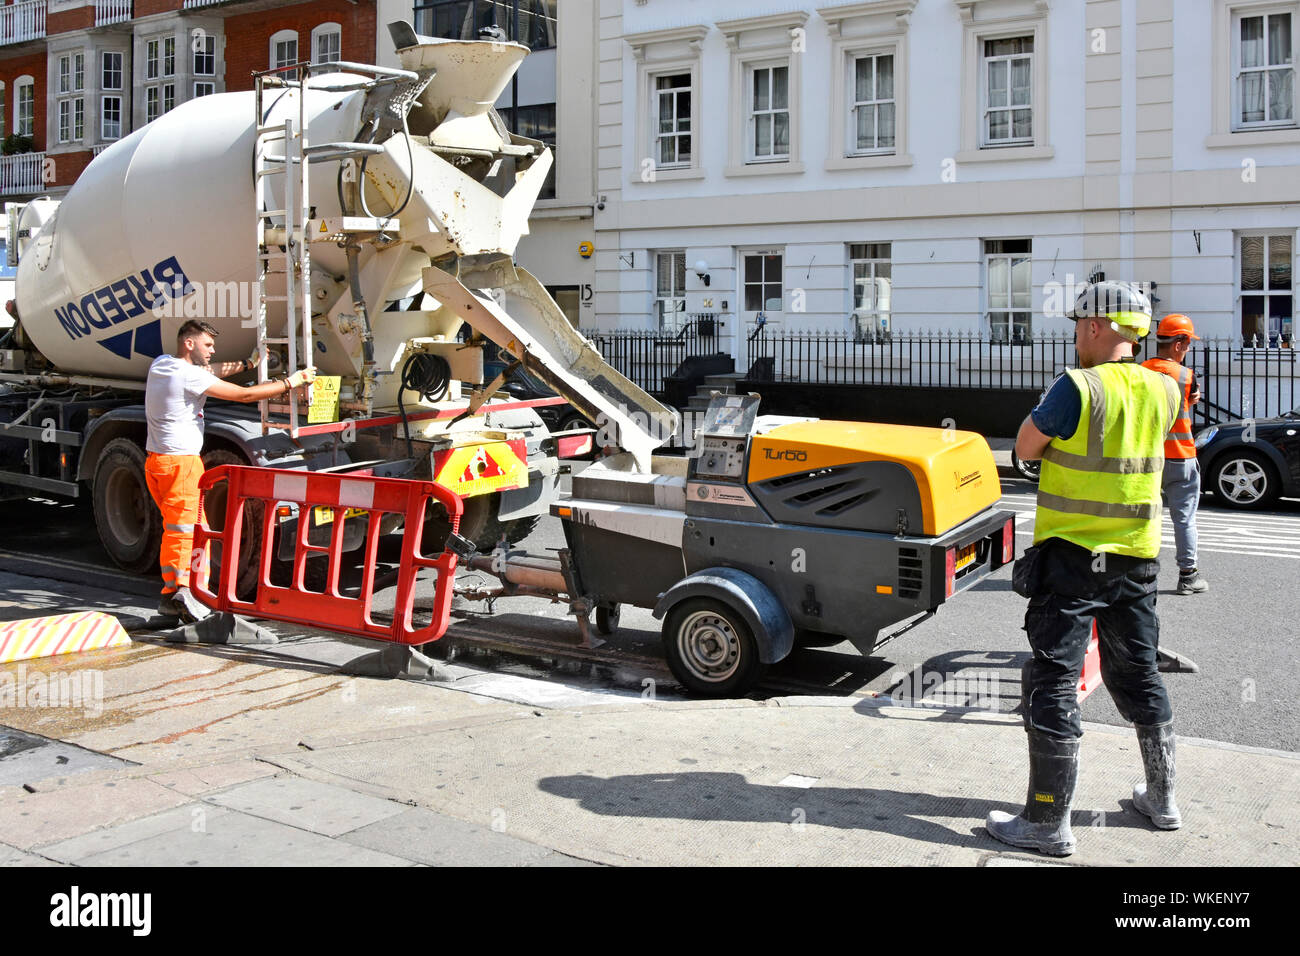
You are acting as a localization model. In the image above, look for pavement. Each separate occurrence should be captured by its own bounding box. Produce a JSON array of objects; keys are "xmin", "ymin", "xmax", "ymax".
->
[{"xmin": 1, "ymin": 566, "xmax": 1296, "ymax": 867}]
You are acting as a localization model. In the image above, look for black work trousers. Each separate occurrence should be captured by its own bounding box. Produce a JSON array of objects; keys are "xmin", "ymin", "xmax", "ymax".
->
[{"xmin": 1022, "ymin": 537, "xmax": 1173, "ymax": 740}]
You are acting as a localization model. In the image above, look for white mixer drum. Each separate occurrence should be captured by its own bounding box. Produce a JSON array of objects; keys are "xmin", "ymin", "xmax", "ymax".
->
[{"xmin": 17, "ymin": 80, "xmax": 366, "ymax": 378}]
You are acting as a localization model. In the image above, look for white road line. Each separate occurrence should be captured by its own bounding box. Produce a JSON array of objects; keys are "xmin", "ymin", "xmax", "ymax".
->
[{"xmin": 1000, "ymin": 492, "xmax": 1300, "ymax": 559}]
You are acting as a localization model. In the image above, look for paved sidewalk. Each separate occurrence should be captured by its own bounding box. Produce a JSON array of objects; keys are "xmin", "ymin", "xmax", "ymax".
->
[{"xmin": 1, "ymin": 571, "xmax": 1295, "ymax": 866}]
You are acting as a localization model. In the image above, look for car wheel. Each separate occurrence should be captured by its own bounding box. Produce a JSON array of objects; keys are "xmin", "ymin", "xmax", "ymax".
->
[
  {"xmin": 93, "ymin": 437, "xmax": 162, "ymax": 574},
  {"xmin": 1209, "ymin": 450, "xmax": 1279, "ymax": 510},
  {"xmin": 662, "ymin": 598, "xmax": 767, "ymax": 697},
  {"xmin": 1010, "ymin": 449, "xmax": 1041, "ymax": 482},
  {"xmin": 559, "ymin": 413, "xmax": 591, "ymax": 433}
]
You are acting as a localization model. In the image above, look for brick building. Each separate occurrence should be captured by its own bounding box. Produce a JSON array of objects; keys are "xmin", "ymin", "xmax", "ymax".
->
[{"xmin": 0, "ymin": 0, "xmax": 377, "ymax": 198}]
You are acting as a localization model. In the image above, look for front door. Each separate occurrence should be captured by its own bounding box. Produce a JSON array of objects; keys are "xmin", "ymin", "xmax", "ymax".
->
[
  {"xmin": 655, "ymin": 250, "xmax": 687, "ymax": 330},
  {"xmin": 737, "ymin": 248, "xmax": 784, "ymax": 369}
]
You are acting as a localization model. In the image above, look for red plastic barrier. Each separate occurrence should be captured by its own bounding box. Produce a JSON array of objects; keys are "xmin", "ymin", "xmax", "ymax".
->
[
  {"xmin": 192, "ymin": 465, "xmax": 463, "ymax": 646},
  {"xmin": 1077, "ymin": 623, "xmax": 1102, "ymax": 701}
]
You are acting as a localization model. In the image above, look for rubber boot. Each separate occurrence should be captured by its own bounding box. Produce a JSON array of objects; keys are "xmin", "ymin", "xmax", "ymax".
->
[
  {"xmin": 986, "ymin": 730, "xmax": 1079, "ymax": 856},
  {"xmin": 172, "ymin": 586, "xmax": 212, "ymax": 625},
  {"xmin": 1132, "ymin": 721, "xmax": 1181, "ymax": 829},
  {"xmin": 158, "ymin": 592, "xmax": 182, "ymax": 620}
]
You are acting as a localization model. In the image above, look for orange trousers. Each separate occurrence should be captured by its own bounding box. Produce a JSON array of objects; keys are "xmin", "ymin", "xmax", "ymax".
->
[{"xmin": 144, "ymin": 453, "xmax": 206, "ymax": 595}]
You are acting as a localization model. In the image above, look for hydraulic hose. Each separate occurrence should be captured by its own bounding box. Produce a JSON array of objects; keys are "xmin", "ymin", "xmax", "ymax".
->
[{"xmin": 397, "ymin": 351, "xmax": 451, "ymax": 458}]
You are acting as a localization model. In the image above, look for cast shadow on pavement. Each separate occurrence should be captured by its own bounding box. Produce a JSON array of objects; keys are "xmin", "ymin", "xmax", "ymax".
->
[{"xmin": 536, "ymin": 771, "xmax": 1155, "ymax": 848}]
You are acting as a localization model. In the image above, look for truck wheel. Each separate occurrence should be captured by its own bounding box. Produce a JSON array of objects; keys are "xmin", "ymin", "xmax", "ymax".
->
[
  {"xmin": 1209, "ymin": 449, "xmax": 1279, "ymax": 510},
  {"xmin": 425, "ymin": 494, "xmax": 541, "ymax": 553},
  {"xmin": 662, "ymin": 598, "xmax": 767, "ymax": 698},
  {"xmin": 93, "ymin": 437, "xmax": 162, "ymax": 575},
  {"xmin": 200, "ymin": 449, "xmax": 263, "ymax": 599}
]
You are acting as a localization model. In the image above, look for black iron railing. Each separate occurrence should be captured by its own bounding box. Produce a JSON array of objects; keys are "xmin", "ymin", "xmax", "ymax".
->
[
  {"xmin": 581, "ymin": 314, "xmax": 722, "ymax": 396},
  {"xmin": 582, "ymin": 326, "xmax": 1297, "ymax": 427},
  {"xmin": 744, "ymin": 330, "xmax": 1077, "ymax": 392},
  {"xmin": 1191, "ymin": 336, "xmax": 1299, "ymax": 430}
]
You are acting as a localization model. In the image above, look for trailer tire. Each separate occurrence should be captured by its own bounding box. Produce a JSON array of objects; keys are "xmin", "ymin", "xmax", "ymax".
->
[
  {"xmin": 93, "ymin": 437, "xmax": 162, "ymax": 575},
  {"xmin": 595, "ymin": 603, "xmax": 620, "ymax": 635},
  {"xmin": 200, "ymin": 449, "xmax": 264, "ymax": 599},
  {"xmin": 663, "ymin": 597, "xmax": 767, "ymax": 697}
]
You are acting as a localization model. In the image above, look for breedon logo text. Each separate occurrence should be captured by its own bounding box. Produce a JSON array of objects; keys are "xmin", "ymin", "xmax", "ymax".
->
[{"xmin": 52, "ymin": 255, "xmax": 191, "ymax": 360}]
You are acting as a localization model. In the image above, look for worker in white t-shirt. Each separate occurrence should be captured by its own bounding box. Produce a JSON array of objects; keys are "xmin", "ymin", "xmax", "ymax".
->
[{"xmin": 145, "ymin": 319, "xmax": 315, "ymax": 622}]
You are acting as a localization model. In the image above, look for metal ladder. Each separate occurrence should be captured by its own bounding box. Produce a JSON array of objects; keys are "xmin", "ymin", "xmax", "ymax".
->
[
  {"xmin": 253, "ymin": 65, "xmax": 313, "ymax": 439},
  {"xmin": 250, "ymin": 60, "xmax": 425, "ymax": 437}
]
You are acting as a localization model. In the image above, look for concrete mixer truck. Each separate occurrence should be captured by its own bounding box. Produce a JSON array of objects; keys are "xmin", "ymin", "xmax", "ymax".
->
[{"xmin": 0, "ymin": 23, "xmax": 677, "ymax": 593}]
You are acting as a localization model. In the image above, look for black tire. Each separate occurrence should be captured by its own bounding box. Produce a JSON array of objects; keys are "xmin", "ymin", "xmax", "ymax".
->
[
  {"xmin": 558, "ymin": 412, "xmax": 591, "ymax": 433},
  {"xmin": 93, "ymin": 437, "xmax": 162, "ymax": 574},
  {"xmin": 1010, "ymin": 449, "xmax": 1041, "ymax": 482},
  {"xmin": 1208, "ymin": 449, "xmax": 1279, "ymax": 510},
  {"xmin": 201, "ymin": 449, "xmax": 267, "ymax": 598},
  {"xmin": 662, "ymin": 597, "xmax": 767, "ymax": 697},
  {"xmin": 595, "ymin": 603, "xmax": 620, "ymax": 635},
  {"xmin": 426, "ymin": 493, "xmax": 542, "ymax": 553}
]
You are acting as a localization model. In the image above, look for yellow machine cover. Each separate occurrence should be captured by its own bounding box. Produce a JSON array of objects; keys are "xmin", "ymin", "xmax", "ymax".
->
[{"xmin": 747, "ymin": 420, "xmax": 1000, "ymax": 535}]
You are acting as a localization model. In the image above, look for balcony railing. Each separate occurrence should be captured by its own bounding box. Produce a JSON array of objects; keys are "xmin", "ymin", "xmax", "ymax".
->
[
  {"xmin": 94, "ymin": 0, "xmax": 131, "ymax": 27},
  {"xmin": 0, "ymin": 0, "xmax": 47, "ymax": 46},
  {"xmin": 182, "ymin": 0, "xmax": 222, "ymax": 8},
  {"xmin": 0, "ymin": 152, "xmax": 47, "ymax": 197}
]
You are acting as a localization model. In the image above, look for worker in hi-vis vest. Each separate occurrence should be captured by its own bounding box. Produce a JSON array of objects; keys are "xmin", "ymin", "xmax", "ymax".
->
[
  {"xmin": 988, "ymin": 281, "xmax": 1183, "ymax": 857},
  {"xmin": 1142, "ymin": 314, "xmax": 1208, "ymax": 594},
  {"xmin": 144, "ymin": 319, "xmax": 315, "ymax": 624}
]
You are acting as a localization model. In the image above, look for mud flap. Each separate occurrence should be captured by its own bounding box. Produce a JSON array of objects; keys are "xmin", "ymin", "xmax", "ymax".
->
[{"xmin": 652, "ymin": 567, "xmax": 794, "ymax": 665}]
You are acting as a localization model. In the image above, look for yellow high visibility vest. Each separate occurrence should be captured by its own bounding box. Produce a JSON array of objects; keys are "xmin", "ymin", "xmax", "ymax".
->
[{"xmin": 1033, "ymin": 362, "xmax": 1180, "ymax": 559}]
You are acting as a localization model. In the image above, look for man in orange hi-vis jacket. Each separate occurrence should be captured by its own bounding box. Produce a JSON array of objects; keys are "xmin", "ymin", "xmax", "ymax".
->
[
  {"xmin": 144, "ymin": 320, "xmax": 315, "ymax": 623},
  {"xmin": 1142, "ymin": 314, "xmax": 1207, "ymax": 595}
]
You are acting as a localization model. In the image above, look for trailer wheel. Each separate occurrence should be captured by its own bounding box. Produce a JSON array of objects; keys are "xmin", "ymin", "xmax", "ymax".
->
[
  {"xmin": 662, "ymin": 598, "xmax": 767, "ymax": 697},
  {"xmin": 93, "ymin": 437, "xmax": 162, "ymax": 574},
  {"xmin": 200, "ymin": 449, "xmax": 264, "ymax": 599},
  {"xmin": 595, "ymin": 603, "xmax": 620, "ymax": 635}
]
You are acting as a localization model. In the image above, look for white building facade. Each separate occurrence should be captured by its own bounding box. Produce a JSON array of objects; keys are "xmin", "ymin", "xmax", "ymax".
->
[
  {"xmin": 375, "ymin": 0, "xmax": 599, "ymax": 328},
  {"xmin": 585, "ymin": 0, "xmax": 1298, "ymax": 365}
]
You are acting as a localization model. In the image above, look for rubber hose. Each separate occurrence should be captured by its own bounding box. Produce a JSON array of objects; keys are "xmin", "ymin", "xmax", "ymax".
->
[{"xmin": 397, "ymin": 352, "xmax": 451, "ymax": 458}]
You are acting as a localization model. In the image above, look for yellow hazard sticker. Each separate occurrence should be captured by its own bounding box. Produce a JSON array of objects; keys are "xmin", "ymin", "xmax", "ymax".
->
[
  {"xmin": 314, "ymin": 506, "xmax": 367, "ymax": 526},
  {"xmin": 320, "ymin": 221, "xmax": 329, "ymax": 233},
  {"xmin": 435, "ymin": 441, "xmax": 528, "ymax": 498}
]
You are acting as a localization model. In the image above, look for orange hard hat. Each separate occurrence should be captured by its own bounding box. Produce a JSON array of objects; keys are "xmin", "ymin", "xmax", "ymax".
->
[{"xmin": 1156, "ymin": 313, "xmax": 1200, "ymax": 340}]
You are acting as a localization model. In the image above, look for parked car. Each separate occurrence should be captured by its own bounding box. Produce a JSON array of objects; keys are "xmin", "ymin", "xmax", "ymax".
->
[
  {"xmin": 1196, "ymin": 407, "xmax": 1300, "ymax": 509},
  {"xmin": 482, "ymin": 348, "xmax": 597, "ymax": 437}
]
